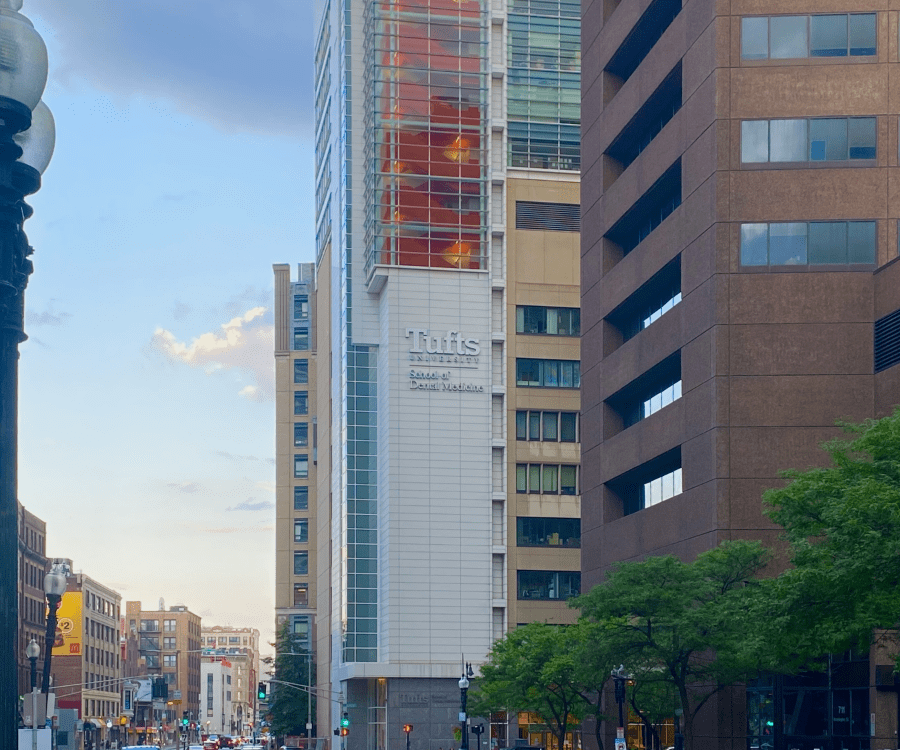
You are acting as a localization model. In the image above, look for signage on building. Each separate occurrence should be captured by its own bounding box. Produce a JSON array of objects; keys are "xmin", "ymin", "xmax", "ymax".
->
[
  {"xmin": 51, "ymin": 593, "xmax": 82, "ymax": 657},
  {"xmin": 405, "ymin": 329, "xmax": 481, "ymax": 366}
]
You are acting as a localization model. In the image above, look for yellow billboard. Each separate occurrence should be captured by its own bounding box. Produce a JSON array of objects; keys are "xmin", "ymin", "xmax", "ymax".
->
[{"xmin": 51, "ymin": 592, "xmax": 82, "ymax": 657}]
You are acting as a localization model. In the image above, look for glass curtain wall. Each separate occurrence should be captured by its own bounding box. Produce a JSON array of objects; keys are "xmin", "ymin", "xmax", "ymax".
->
[
  {"xmin": 508, "ymin": 0, "xmax": 581, "ymax": 170},
  {"xmin": 371, "ymin": 0, "xmax": 488, "ymax": 270}
]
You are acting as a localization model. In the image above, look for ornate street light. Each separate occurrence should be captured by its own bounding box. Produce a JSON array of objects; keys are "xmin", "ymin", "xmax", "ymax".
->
[
  {"xmin": 41, "ymin": 563, "xmax": 68, "ymax": 694},
  {"xmin": 25, "ymin": 637, "xmax": 39, "ymax": 689},
  {"xmin": 459, "ymin": 662, "xmax": 474, "ymax": 750},
  {"xmin": 0, "ymin": 0, "xmax": 54, "ymax": 742}
]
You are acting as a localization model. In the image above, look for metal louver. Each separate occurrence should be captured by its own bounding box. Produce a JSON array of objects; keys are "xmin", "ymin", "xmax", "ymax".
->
[
  {"xmin": 515, "ymin": 201, "xmax": 581, "ymax": 232},
  {"xmin": 875, "ymin": 307, "xmax": 900, "ymax": 373}
]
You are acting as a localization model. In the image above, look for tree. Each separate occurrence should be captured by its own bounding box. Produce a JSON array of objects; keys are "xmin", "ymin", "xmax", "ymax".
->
[
  {"xmin": 763, "ymin": 407, "xmax": 900, "ymax": 666},
  {"xmin": 573, "ymin": 540, "xmax": 771, "ymax": 750},
  {"xmin": 470, "ymin": 622, "xmax": 590, "ymax": 750},
  {"xmin": 270, "ymin": 624, "xmax": 316, "ymax": 738}
]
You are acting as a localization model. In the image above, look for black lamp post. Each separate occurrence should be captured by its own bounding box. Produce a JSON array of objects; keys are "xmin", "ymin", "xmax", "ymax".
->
[
  {"xmin": 472, "ymin": 723, "xmax": 485, "ymax": 750},
  {"xmin": 611, "ymin": 665, "xmax": 627, "ymax": 742},
  {"xmin": 25, "ymin": 637, "xmax": 39, "ymax": 690},
  {"xmin": 41, "ymin": 563, "xmax": 68, "ymax": 694},
  {"xmin": 0, "ymin": 0, "xmax": 55, "ymax": 742},
  {"xmin": 459, "ymin": 662, "xmax": 474, "ymax": 750}
]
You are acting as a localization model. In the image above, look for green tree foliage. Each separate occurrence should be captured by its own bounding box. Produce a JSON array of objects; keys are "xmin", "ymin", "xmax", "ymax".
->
[
  {"xmin": 573, "ymin": 541, "xmax": 770, "ymax": 750},
  {"xmin": 270, "ymin": 624, "xmax": 316, "ymax": 738},
  {"xmin": 764, "ymin": 407, "xmax": 900, "ymax": 665},
  {"xmin": 470, "ymin": 622, "xmax": 591, "ymax": 750}
]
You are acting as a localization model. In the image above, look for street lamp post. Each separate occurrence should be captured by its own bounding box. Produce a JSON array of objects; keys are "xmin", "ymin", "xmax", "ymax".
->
[
  {"xmin": 26, "ymin": 637, "xmax": 39, "ymax": 689},
  {"xmin": 459, "ymin": 662, "xmax": 474, "ymax": 750},
  {"xmin": 42, "ymin": 562, "xmax": 68, "ymax": 693},
  {"xmin": 0, "ymin": 0, "xmax": 55, "ymax": 741},
  {"xmin": 611, "ymin": 665, "xmax": 628, "ymax": 744}
]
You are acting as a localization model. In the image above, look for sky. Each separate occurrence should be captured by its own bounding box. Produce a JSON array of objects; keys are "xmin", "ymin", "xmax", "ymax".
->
[{"xmin": 17, "ymin": 0, "xmax": 319, "ymax": 655}]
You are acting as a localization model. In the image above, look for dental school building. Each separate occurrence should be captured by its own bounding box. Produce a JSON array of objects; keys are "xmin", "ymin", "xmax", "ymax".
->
[{"xmin": 274, "ymin": 0, "xmax": 584, "ymax": 747}]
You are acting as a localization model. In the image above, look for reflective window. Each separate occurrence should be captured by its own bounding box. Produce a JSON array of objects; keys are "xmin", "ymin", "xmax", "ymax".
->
[
  {"xmin": 516, "ymin": 306, "xmax": 580, "ymax": 336},
  {"xmin": 293, "ymin": 295, "xmax": 309, "ymax": 320},
  {"xmin": 293, "ymin": 329, "xmax": 309, "ymax": 350},
  {"xmin": 517, "ymin": 570, "xmax": 581, "ymax": 600},
  {"xmin": 293, "ymin": 454, "xmax": 309, "ymax": 479},
  {"xmin": 294, "ymin": 486, "xmax": 308, "ymax": 511},
  {"xmin": 294, "ymin": 551, "xmax": 308, "ymax": 576},
  {"xmin": 294, "ymin": 391, "xmax": 309, "ymax": 415},
  {"xmin": 643, "ymin": 380, "xmax": 682, "ymax": 420},
  {"xmin": 740, "ymin": 221, "xmax": 876, "ymax": 266},
  {"xmin": 294, "ymin": 359, "xmax": 308, "ymax": 384},
  {"xmin": 293, "ymin": 519, "xmax": 308, "ymax": 543},
  {"xmin": 516, "ymin": 358, "xmax": 581, "ymax": 388},
  {"xmin": 294, "ymin": 422, "xmax": 309, "ymax": 447},
  {"xmin": 643, "ymin": 467, "xmax": 683, "ymax": 508},
  {"xmin": 741, "ymin": 14, "xmax": 876, "ymax": 60},
  {"xmin": 515, "ymin": 463, "xmax": 579, "ymax": 494},
  {"xmin": 516, "ymin": 517, "xmax": 581, "ymax": 548},
  {"xmin": 742, "ymin": 118, "xmax": 876, "ymax": 164}
]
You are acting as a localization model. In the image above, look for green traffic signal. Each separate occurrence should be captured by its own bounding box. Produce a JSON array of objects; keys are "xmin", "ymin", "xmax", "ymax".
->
[{"xmin": 341, "ymin": 712, "xmax": 350, "ymax": 728}]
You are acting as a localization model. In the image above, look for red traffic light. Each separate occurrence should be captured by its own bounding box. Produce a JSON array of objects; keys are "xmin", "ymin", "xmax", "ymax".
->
[
  {"xmin": 340, "ymin": 728, "xmax": 349, "ymax": 737},
  {"xmin": 403, "ymin": 725, "xmax": 413, "ymax": 734}
]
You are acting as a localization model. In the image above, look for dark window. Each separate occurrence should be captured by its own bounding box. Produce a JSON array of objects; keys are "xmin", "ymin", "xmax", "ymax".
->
[
  {"xmin": 605, "ymin": 160, "xmax": 681, "ymax": 256},
  {"xmin": 516, "ymin": 359, "xmax": 580, "ymax": 388},
  {"xmin": 294, "ymin": 422, "xmax": 309, "ymax": 447},
  {"xmin": 875, "ymin": 307, "xmax": 900, "ymax": 373},
  {"xmin": 607, "ymin": 256, "xmax": 681, "ymax": 342},
  {"xmin": 605, "ymin": 0, "xmax": 681, "ymax": 84},
  {"xmin": 294, "ymin": 519, "xmax": 308, "ymax": 543},
  {"xmin": 294, "ymin": 551, "xmax": 309, "ymax": 576},
  {"xmin": 294, "ymin": 295, "xmax": 309, "ymax": 319},
  {"xmin": 740, "ymin": 221, "xmax": 876, "ymax": 267},
  {"xmin": 294, "ymin": 360, "xmax": 309, "ymax": 384},
  {"xmin": 517, "ymin": 570, "xmax": 581, "ymax": 600},
  {"xmin": 607, "ymin": 448, "xmax": 682, "ymax": 516},
  {"xmin": 606, "ymin": 352, "xmax": 682, "ymax": 429},
  {"xmin": 294, "ymin": 391, "xmax": 309, "ymax": 415},
  {"xmin": 515, "ymin": 201, "xmax": 580, "ymax": 232},
  {"xmin": 294, "ymin": 454, "xmax": 309, "ymax": 479},
  {"xmin": 517, "ymin": 517, "xmax": 581, "ymax": 548},
  {"xmin": 293, "ymin": 328, "xmax": 309, "ymax": 350},
  {"xmin": 516, "ymin": 306, "xmax": 580, "ymax": 335},
  {"xmin": 294, "ymin": 486, "xmax": 309, "ymax": 510},
  {"xmin": 606, "ymin": 63, "xmax": 682, "ymax": 170}
]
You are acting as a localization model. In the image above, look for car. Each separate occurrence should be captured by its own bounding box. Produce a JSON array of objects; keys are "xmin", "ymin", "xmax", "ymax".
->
[{"xmin": 219, "ymin": 737, "xmax": 235, "ymax": 749}]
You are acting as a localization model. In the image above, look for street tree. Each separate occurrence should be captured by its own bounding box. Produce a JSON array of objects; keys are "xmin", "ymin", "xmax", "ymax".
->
[
  {"xmin": 573, "ymin": 540, "xmax": 771, "ymax": 750},
  {"xmin": 270, "ymin": 623, "xmax": 316, "ymax": 739},
  {"xmin": 470, "ymin": 622, "xmax": 590, "ymax": 750},
  {"xmin": 764, "ymin": 407, "xmax": 900, "ymax": 666}
]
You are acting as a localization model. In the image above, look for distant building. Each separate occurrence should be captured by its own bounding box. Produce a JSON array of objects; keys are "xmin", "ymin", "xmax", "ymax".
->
[
  {"xmin": 17, "ymin": 502, "xmax": 47, "ymax": 697},
  {"xmin": 200, "ymin": 625, "xmax": 261, "ymax": 734},
  {"xmin": 126, "ymin": 601, "xmax": 201, "ymax": 728},
  {"xmin": 51, "ymin": 560, "xmax": 122, "ymax": 747},
  {"xmin": 200, "ymin": 657, "xmax": 234, "ymax": 735}
]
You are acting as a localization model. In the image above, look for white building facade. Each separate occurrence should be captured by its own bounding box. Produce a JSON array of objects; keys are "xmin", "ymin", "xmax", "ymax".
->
[
  {"xmin": 200, "ymin": 659, "xmax": 234, "ymax": 736},
  {"xmin": 311, "ymin": 1, "xmax": 581, "ymax": 748}
]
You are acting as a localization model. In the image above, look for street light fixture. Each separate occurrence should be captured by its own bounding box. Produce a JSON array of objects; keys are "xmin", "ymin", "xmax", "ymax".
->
[
  {"xmin": 42, "ymin": 563, "xmax": 68, "ymax": 693},
  {"xmin": 25, "ymin": 637, "xmax": 39, "ymax": 689},
  {"xmin": 0, "ymin": 0, "xmax": 54, "ymax": 741},
  {"xmin": 459, "ymin": 662, "xmax": 474, "ymax": 750},
  {"xmin": 611, "ymin": 665, "xmax": 628, "ymax": 746}
]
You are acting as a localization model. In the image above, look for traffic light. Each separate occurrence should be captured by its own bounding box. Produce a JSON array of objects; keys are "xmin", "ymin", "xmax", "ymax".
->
[
  {"xmin": 403, "ymin": 725, "xmax": 413, "ymax": 734},
  {"xmin": 340, "ymin": 729, "xmax": 349, "ymax": 737},
  {"xmin": 258, "ymin": 682, "xmax": 267, "ymax": 700},
  {"xmin": 341, "ymin": 712, "xmax": 350, "ymax": 728},
  {"xmin": 182, "ymin": 711, "xmax": 189, "ymax": 727}
]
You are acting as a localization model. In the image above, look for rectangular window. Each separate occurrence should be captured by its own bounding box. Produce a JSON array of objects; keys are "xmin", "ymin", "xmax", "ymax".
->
[
  {"xmin": 140, "ymin": 620, "xmax": 159, "ymax": 632},
  {"xmin": 742, "ymin": 117, "xmax": 875, "ymax": 164},
  {"xmin": 529, "ymin": 411, "xmax": 541, "ymax": 439},
  {"xmin": 293, "ymin": 584, "xmax": 309, "ymax": 607},
  {"xmin": 604, "ymin": 160, "xmax": 681, "ymax": 256},
  {"xmin": 294, "ymin": 486, "xmax": 309, "ymax": 510},
  {"xmin": 294, "ymin": 422, "xmax": 309, "ymax": 447},
  {"xmin": 163, "ymin": 637, "xmax": 176, "ymax": 649},
  {"xmin": 294, "ymin": 391, "xmax": 309, "ymax": 415},
  {"xmin": 164, "ymin": 619, "xmax": 176, "ymax": 632},
  {"xmin": 294, "ymin": 551, "xmax": 309, "ymax": 576},
  {"xmin": 516, "ymin": 410, "xmax": 579, "ymax": 441},
  {"xmin": 163, "ymin": 654, "xmax": 177, "ymax": 668},
  {"xmin": 560, "ymin": 412, "xmax": 577, "ymax": 442},
  {"xmin": 542, "ymin": 412, "xmax": 559, "ymax": 441},
  {"xmin": 517, "ymin": 570, "xmax": 581, "ymax": 600},
  {"xmin": 294, "ymin": 359, "xmax": 309, "ymax": 384},
  {"xmin": 741, "ymin": 221, "xmax": 876, "ymax": 267},
  {"xmin": 515, "ymin": 411, "xmax": 527, "ymax": 440},
  {"xmin": 515, "ymin": 463, "xmax": 578, "ymax": 494},
  {"xmin": 294, "ymin": 454, "xmax": 309, "ymax": 479},
  {"xmin": 516, "ymin": 306, "xmax": 580, "ymax": 336},
  {"xmin": 741, "ymin": 14, "xmax": 876, "ymax": 60},
  {"xmin": 294, "ymin": 519, "xmax": 308, "ymax": 543},
  {"xmin": 604, "ymin": 0, "xmax": 681, "ymax": 84},
  {"xmin": 294, "ymin": 295, "xmax": 309, "ymax": 320},
  {"xmin": 643, "ymin": 467, "xmax": 683, "ymax": 508},
  {"xmin": 516, "ymin": 517, "xmax": 581, "ymax": 548},
  {"xmin": 293, "ymin": 329, "xmax": 310, "ymax": 351},
  {"xmin": 516, "ymin": 358, "xmax": 581, "ymax": 388}
]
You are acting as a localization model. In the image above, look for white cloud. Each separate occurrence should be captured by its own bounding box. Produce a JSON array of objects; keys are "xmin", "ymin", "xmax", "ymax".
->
[
  {"xmin": 226, "ymin": 499, "xmax": 275, "ymax": 512},
  {"xmin": 150, "ymin": 307, "xmax": 274, "ymax": 401}
]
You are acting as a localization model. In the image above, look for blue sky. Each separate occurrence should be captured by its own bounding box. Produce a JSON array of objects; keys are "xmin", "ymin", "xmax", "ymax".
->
[{"xmin": 17, "ymin": 0, "xmax": 317, "ymax": 651}]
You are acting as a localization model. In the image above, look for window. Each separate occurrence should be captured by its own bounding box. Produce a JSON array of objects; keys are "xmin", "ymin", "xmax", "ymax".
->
[
  {"xmin": 515, "ymin": 201, "xmax": 581, "ymax": 232},
  {"xmin": 163, "ymin": 620, "xmax": 176, "ymax": 632},
  {"xmin": 516, "ymin": 306, "xmax": 580, "ymax": 336},
  {"xmin": 294, "ymin": 359, "xmax": 309, "ymax": 384},
  {"xmin": 163, "ymin": 637, "xmax": 176, "ymax": 649},
  {"xmin": 140, "ymin": 620, "xmax": 159, "ymax": 632},
  {"xmin": 163, "ymin": 654, "xmax": 177, "ymax": 668},
  {"xmin": 517, "ymin": 570, "xmax": 581, "ymax": 600},
  {"xmin": 875, "ymin": 307, "xmax": 900, "ymax": 373},
  {"xmin": 607, "ymin": 353, "xmax": 682, "ymax": 429},
  {"xmin": 294, "ymin": 519, "xmax": 309, "ymax": 543},
  {"xmin": 294, "ymin": 391, "xmax": 309, "ymax": 415},
  {"xmin": 292, "ymin": 615, "xmax": 311, "ymax": 643},
  {"xmin": 605, "ymin": 160, "xmax": 681, "ymax": 256},
  {"xmin": 293, "ymin": 584, "xmax": 309, "ymax": 607},
  {"xmin": 515, "ymin": 358, "xmax": 581, "ymax": 388},
  {"xmin": 294, "ymin": 454, "xmax": 309, "ymax": 479},
  {"xmin": 604, "ymin": 0, "xmax": 681, "ymax": 85},
  {"xmin": 740, "ymin": 221, "xmax": 876, "ymax": 266},
  {"xmin": 294, "ymin": 551, "xmax": 309, "ymax": 576},
  {"xmin": 294, "ymin": 295, "xmax": 309, "ymax": 320},
  {"xmin": 742, "ymin": 117, "xmax": 876, "ymax": 164},
  {"xmin": 294, "ymin": 486, "xmax": 309, "ymax": 511},
  {"xmin": 294, "ymin": 422, "xmax": 309, "ymax": 447},
  {"xmin": 741, "ymin": 14, "xmax": 876, "ymax": 60},
  {"xmin": 293, "ymin": 329, "xmax": 309, "ymax": 350},
  {"xmin": 516, "ymin": 517, "xmax": 581, "ymax": 548},
  {"xmin": 516, "ymin": 463, "xmax": 579, "ymax": 495}
]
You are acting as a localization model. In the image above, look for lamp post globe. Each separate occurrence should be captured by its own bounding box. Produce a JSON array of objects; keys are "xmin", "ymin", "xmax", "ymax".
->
[
  {"xmin": 0, "ymin": 0, "xmax": 52, "ymax": 740},
  {"xmin": 25, "ymin": 637, "xmax": 39, "ymax": 689}
]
